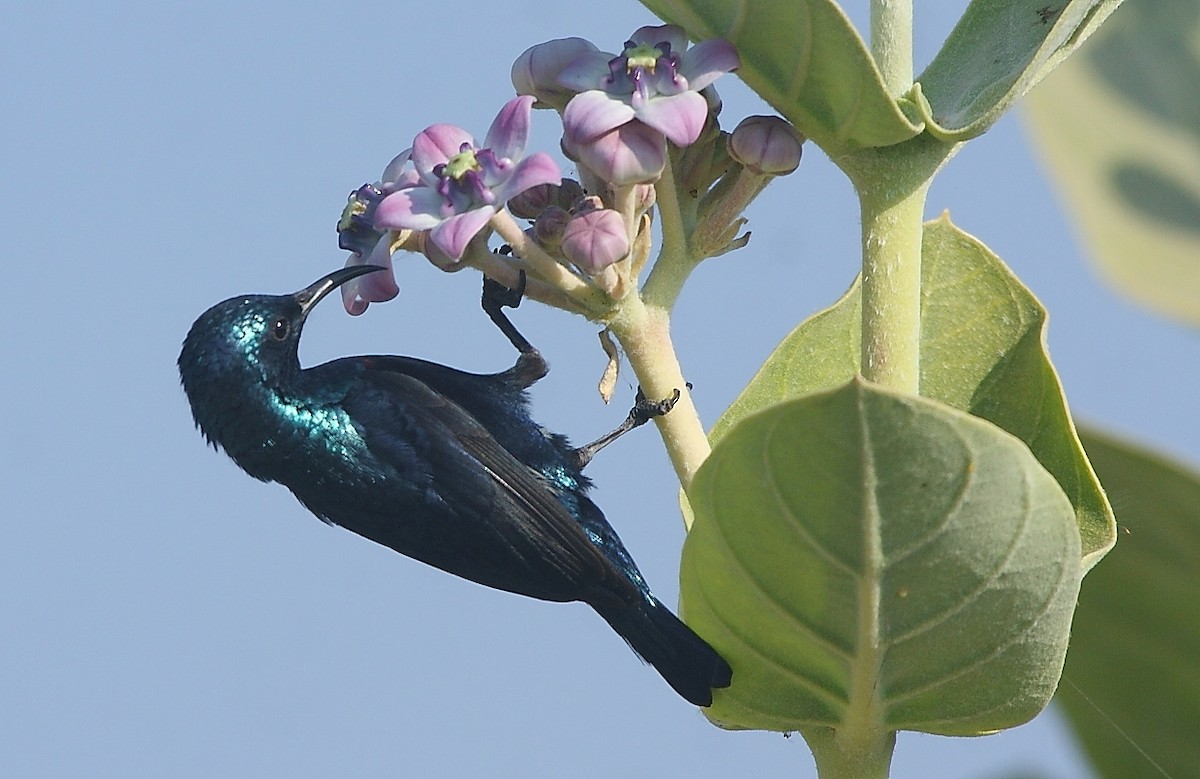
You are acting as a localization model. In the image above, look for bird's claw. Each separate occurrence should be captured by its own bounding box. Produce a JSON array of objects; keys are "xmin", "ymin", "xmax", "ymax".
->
[
  {"xmin": 573, "ymin": 386, "xmax": 683, "ymax": 470},
  {"xmin": 482, "ymin": 270, "xmax": 527, "ymax": 313},
  {"xmin": 628, "ymin": 387, "xmax": 681, "ymax": 427}
]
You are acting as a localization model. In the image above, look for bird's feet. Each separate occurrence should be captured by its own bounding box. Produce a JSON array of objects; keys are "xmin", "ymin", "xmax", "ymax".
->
[
  {"xmin": 573, "ymin": 387, "xmax": 682, "ymax": 470},
  {"xmin": 483, "ymin": 271, "xmax": 548, "ymax": 388}
]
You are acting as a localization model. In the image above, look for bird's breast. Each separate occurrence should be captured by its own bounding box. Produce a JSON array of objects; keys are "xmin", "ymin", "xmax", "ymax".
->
[{"xmin": 230, "ymin": 390, "xmax": 384, "ymax": 490}]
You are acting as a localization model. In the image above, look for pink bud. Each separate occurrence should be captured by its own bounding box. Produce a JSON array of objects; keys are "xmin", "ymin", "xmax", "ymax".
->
[
  {"xmin": 561, "ymin": 209, "xmax": 629, "ymax": 274},
  {"xmin": 728, "ymin": 115, "xmax": 804, "ymax": 175}
]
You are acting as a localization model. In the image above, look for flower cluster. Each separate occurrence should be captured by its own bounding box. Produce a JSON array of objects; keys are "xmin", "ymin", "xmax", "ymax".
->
[{"xmin": 335, "ymin": 24, "xmax": 802, "ymax": 316}]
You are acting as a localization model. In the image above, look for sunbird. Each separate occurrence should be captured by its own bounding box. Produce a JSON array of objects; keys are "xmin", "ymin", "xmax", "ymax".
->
[{"xmin": 178, "ymin": 265, "xmax": 732, "ymax": 705}]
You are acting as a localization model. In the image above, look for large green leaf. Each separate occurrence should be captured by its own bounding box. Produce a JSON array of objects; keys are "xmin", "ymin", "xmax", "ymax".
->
[
  {"xmin": 637, "ymin": 0, "xmax": 923, "ymax": 151},
  {"xmin": 1023, "ymin": 2, "xmax": 1200, "ymax": 325},
  {"xmin": 710, "ymin": 215, "xmax": 1114, "ymax": 567},
  {"xmin": 1056, "ymin": 430, "xmax": 1200, "ymax": 779},
  {"xmin": 681, "ymin": 379, "xmax": 1082, "ymax": 734},
  {"xmin": 914, "ymin": 0, "xmax": 1123, "ymax": 141}
]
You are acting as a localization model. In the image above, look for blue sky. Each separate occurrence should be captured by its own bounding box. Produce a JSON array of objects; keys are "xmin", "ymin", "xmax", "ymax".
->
[{"xmin": 2, "ymin": 2, "xmax": 1188, "ymax": 776}]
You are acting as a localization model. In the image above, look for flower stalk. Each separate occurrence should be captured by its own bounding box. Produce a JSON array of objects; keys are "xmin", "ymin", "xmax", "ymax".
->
[{"xmin": 607, "ymin": 295, "xmax": 710, "ymax": 498}]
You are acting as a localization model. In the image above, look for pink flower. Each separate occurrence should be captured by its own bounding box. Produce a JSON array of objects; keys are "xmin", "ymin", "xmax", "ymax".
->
[
  {"xmin": 335, "ymin": 149, "xmax": 419, "ymax": 315},
  {"xmin": 558, "ymin": 25, "xmax": 739, "ymax": 148},
  {"xmin": 373, "ymin": 96, "xmax": 561, "ymax": 260}
]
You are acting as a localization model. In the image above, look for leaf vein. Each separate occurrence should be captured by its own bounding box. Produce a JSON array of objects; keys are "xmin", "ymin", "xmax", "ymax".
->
[
  {"xmin": 886, "ymin": 472, "xmax": 1074, "ymax": 704},
  {"xmin": 885, "ymin": 451, "xmax": 1031, "ymax": 646},
  {"xmin": 702, "ymin": 447, "xmax": 856, "ymax": 659}
]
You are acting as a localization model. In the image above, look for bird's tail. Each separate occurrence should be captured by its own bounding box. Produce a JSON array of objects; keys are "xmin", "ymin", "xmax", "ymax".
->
[{"xmin": 594, "ymin": 596, "xmax": 732, "ymax": 706}]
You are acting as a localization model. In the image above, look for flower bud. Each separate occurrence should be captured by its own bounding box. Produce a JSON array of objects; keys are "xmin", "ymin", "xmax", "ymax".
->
[
  {"xmin": 507, "ymin": 179, "xmax": 587, "ymax": 220},
  {"xmin": 728, "ymin": 115, "xmax": 804, "ymax": 176},
  {"xmin": 532, "ymin": 206, "xmax": 570, "ymax": 252},
  {"xmin": 633, "ymin": 183, "xmax": 656, "ymax": 213},
  {"xmin": 572, "ymin": 194, "xmax": 605, "ymax": 214},
  {"xmin": 561, "ymin": 208, "xmax": 629, "ymax": 274}
]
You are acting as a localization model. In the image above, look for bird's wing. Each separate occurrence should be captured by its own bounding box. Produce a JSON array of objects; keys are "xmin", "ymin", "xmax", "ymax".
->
[{"xmin": 342, "ymin": 370, "xmax": 639, "ymax": 604}]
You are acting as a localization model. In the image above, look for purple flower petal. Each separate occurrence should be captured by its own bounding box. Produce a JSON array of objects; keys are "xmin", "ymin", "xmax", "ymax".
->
[
  {"xmin": 680, "ymin": 38, "xmax": 741, "ymax": 91},
  {"xmin": 628, "ymin": 24, "xmax": 687, "ymax": 53},
  {"xmin": 573, "ymin": 121, "xmax": 666, "ymax": 185},
  {"xmin": 411, "ymin": 124, "xmax": 475, "ymax": 180},
  {"xmin": 484, "ymin": 96, "xmax": 535, "ymax": 163},
  {"xmin": 381, "ymin": 148, "xmax": 419, "ymax": 188},
  {"xmin": 513, "ymin": 38, "xmax": 599, "ymax": 104},
  {"xmin": 429, "ymin": 206, "xmax": 496, "ymax": 260},
  {"xmin": 634, "ymin": 90, "xmax": 708, "ymax": 147},
  {"xmin": 341, "ymin": 239, "xmax": 399, "ymax": 315},
  {"xmin": 375, "ymin": 187, "xmax": 446, "ymax": 231},
  {"xmin": 646, "ymin": 65, "xmax": 688, "ymax": 97},
  {"xmin": 563, "ymin": 90, "xmax": 637, "ymax": 144},
  {"xmin": 493, "ymin": 151, "xmax": 561, "ymax": 204},
  {"xmin": 556, "ymin": 50, "xmax": 617, "ymax": 92}
]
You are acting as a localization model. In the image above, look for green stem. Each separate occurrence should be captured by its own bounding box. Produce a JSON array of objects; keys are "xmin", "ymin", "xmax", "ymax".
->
[
  {"xmin": 640, "ymin": 157, "xmax": 694, "ymax": 311},
  {"xmin": 802, "ymin": 726, "xmax": 896, "ymax": 779},
  {"xmin": 607, "ymin": 294, "xmax": 709, "ymax": 507},
  {"xmin": 851, "ymin": 0, "xmax": 931, "ymax": 394},
  {"xmin": 870, "ymin": 0, "xmax": 913, "ymax": 96},
  {"xmin": 858, "ymin": 178, "xmax": 928, "ymax": 393}
]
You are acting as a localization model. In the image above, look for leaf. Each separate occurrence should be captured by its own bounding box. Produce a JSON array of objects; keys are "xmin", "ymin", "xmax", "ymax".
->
[
  {"xmin": 638, "ymin": 0, "xmax": 923, "ymax": 151},
  {"xmin": 681, "ymin": 379, "xmax": 1082, "ymax": 734},
  {"xmin": 1055, "ymin": 429, "xmax": 1200, "ymax": 779},
  {"xmin": 914, "ymin": 0, "xmax": 1124, "ymax": 141},
  {"xmin": 710, "ymin": 215, "xmax": 1115, "ymax": 567},
  {"xmin": 1023, "ymin": 1, "xmax": 1200, "ymax": 325}
]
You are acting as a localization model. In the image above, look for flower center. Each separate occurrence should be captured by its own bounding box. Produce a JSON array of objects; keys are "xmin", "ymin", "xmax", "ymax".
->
[
  {"xmin": 624, "ymin": 42, "xmax": 663, "ymax": 74},
  {"xmin": 432, "ymin": 144, "xmax": 498, "ymax": 211},
  {"xmin": 443, "ymin": 146, "xmax": 481, "ymax": 180},
  {"xmin": 605, "ymin": 40, "xmax": 681, "ymax": 103}
]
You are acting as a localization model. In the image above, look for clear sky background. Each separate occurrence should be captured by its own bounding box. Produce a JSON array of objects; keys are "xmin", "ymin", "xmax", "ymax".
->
[{"xmin": 2, "ymin": 2, "xmax": 1191, "ymax": 777}]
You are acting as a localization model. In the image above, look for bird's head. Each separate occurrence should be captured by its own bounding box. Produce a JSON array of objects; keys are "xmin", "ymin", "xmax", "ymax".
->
[{"xmin": 178, "ymin": 265, "xmax": 386, "ymax": 437}]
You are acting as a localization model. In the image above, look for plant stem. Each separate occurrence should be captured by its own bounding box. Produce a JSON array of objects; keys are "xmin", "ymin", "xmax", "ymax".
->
[
  {"xmin": 464, "ymin": 247, "xmax": 587, "ymax": 317},
  {"xmin": 489, "ymin": 210, "xmax": 604, "ymax": 309},
  {"xmin": 640, "ymin": 157, "xmax": 694, "ymax": 311},
  {"xmin": 857, "ymin": 176, "xmax": 928, "ymax": 393},
  {"xmin": 871, "ymin": 0, "xmax": 913, "ymax": 97},
  {"xmin": 855, "ymin": 0, "xmax": 925, "ymax": 394},
  {"xmin": 607, "ymin": 294, "xmax": 709, "ymax": 507},
  {"xmin": 802, "ymin": 727, "xmax": 896, "ymax": 779}
]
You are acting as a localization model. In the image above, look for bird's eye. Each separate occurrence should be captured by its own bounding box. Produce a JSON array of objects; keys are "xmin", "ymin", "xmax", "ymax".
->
[{"xmin": 270, "ymin": 318, "xmax": 290, "ymax": 340}]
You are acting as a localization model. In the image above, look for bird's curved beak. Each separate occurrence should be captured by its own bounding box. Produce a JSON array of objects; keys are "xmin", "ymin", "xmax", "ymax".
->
[{"xmin": 294, "ymin": 265, "xmax": 388, "ymax": 316}]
